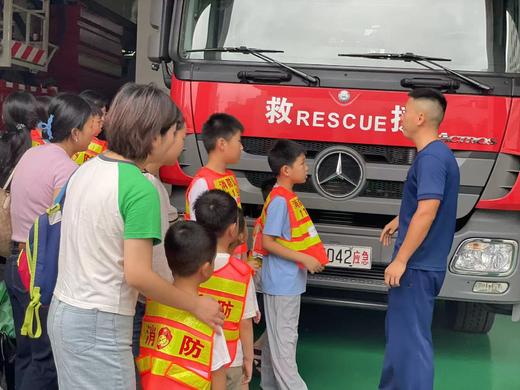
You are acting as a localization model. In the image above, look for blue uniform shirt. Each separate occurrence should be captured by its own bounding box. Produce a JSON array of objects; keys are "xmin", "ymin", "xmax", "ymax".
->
[
  {"xmin": 392, "ymin": 140, "xmax": 460, "ymax": 271},
  {"xmin": 261, "ymin": 196, "xmax": 308, "ymax": 295}
]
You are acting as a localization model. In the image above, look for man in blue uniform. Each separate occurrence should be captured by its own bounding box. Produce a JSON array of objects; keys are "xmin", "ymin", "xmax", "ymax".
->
[{"xmin": 379, "ymin": 88, "xmax": 460, "ymax": 390}]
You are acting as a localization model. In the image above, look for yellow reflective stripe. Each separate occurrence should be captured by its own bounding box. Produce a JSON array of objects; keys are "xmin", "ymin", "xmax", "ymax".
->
[
  {"xmin": 166, "ymin": 363, "xmax": 211, "ymax": 390},
  {"xmin": 72, "ymin": 152, "xmax": 86, "ymax": 165},
  {"xmin": 199, "ymin": 275, "xmax": 247, "ymax": 298},
  {"xmin": 136, "ymin": 355, "xmax": 151, "ymax": 373},
  {"xmin": 276, "ymin": 235, "xmax": 322, "ymax": 251},
  {"xmin": 224, "ymin": 328, "xmax": 240, "ymax": 341},
  {"xmin": 88, "ymin": 142, "xmax": 103, "ymax": 154},
  {"xmin": 145, "ymin": 301, "xmax": 212, "ymax": 337},
  {"xmin": 199, "ymin": 292, "xmax": 244, "ymax": 324},
  {"xmin": 150, "ymin": 356, "xmax": 171, "ymax": 376},
  {"xmin": 290, "ymin": 220, "xmax": 315, "ymax": 239},
  {"xmin": 140, "ymin": 321, "xmax": 212, "ymax": 366}
]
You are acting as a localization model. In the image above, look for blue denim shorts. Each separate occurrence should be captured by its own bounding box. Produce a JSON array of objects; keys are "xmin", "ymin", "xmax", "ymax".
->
[{"xmin": 47, "ymin": 297, "xmax": 135, "ymax": 390}]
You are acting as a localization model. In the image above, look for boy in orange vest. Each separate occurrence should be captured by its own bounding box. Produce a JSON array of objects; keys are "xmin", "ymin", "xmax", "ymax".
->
[
  {"xmin": 194, "ymin": 190, "xmax": 258, "ymax": 390},
  {"xmin": 185, "ymin": 113, "xmax": 243, "ymax": 221},
  {"xmin": 257, "ymin": 139, "xmax": 328, "ymax": 390},
  {"xmin": 136, "ymin": 221, "xmax": 230, "ymax": 390}
]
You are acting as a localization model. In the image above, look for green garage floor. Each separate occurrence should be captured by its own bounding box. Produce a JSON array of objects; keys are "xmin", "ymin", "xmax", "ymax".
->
[{"xmin": 251, "ymin": 304, "xmax": 520, "ymax": 390}]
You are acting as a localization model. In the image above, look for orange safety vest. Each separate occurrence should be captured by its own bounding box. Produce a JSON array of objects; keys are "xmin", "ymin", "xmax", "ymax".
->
[
  {"xmin": 198, "ymin": 256, "xmax": 251, "ymax": 364},
  {"xmin": 31, "ymin": 129, "xmax": 46, "ymax": 147},
  {"xmin": 136, "ymin": 300, "xmax": 214, "ymax": 390},
  {"xmin": 185, "ymin": 167, "xmax": 242, "ymax": 220},
  {"xmin": 72, "ymin": 137, "xmax": 107, "ymax": 165},
  {"xmin": 251, "ymin": 217, "xmax": 266, "ymax": 258},
  {"xmin": 254, "ymin": 186, "xmax": 329, "ymax": 268},
  {"xmin": 185, "ymin": 167, "xmax": 247, "ymax": 256}
]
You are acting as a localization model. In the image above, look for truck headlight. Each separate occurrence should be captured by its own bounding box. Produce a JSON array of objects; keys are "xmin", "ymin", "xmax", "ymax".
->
[{"xmin": 450, "ymin": 239, "xmax": 517, "ymax": 276}]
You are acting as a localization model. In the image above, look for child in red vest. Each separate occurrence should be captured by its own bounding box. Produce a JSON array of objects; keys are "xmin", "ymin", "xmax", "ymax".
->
[
  {"xmin": 137, "ymin": 221, "xmax": 230, "ymax": 390},
  {"xmin": 194, "ymin": 190, "xmax": 258, "ymax": 390},
  {"xmin": 185, "ymin": 113, "xmax": 243, "ymax": 219},
  {"xmin": 256, "ymin": 139, "xmax": 328, "ymax": 390}
]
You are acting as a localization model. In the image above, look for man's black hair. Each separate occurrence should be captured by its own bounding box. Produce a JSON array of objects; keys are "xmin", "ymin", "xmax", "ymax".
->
[
  {"xmin": 408, "ymin": 88, "xmax": 447, "ymax": 115},
  {"xmin": 202, "ymin": 113, "xmax": 244, "ymax": 153},
  {"xmin": 268, "ymin": 139, "xmax": 305, "ymax": 176},
  {"xmin": 164, "ymin": 221, "xmax": 216, "ymax": 277},
  {"xmin": 194, "ymin": 189, "xmax": 238, "ymax": 238}
]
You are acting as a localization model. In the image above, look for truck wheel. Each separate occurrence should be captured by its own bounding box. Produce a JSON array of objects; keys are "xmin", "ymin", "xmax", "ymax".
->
[{"xmin": 446, "ymin": 301, "xmax": 495, "ymax": 334}]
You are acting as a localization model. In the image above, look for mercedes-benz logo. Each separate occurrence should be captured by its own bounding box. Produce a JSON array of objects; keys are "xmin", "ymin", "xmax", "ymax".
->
[{"xmin": 312, "ymin": 147, "xmax": 366, "ymax": 200}]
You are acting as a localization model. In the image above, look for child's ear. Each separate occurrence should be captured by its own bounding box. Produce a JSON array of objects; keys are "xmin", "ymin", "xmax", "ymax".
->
[
  {"xmin": 226, "ymin": 222, "xmax": 238, "ymax": 240},
  {"xmin": 216, "ymin": 137, "xmax": 226, "ymax": 151},
  {"xmin": 200, "ymin": 261, "xmax": 213, "ymax": 279},
  {"xmin": 281, "ymin": 165, "xmax": 290, "ymax": 177}
]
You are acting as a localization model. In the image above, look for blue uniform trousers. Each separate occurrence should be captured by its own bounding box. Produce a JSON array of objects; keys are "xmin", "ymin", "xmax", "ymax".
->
[{"xmin": 379, "ymin": 268, "xmax": 445, "ymax": 390}]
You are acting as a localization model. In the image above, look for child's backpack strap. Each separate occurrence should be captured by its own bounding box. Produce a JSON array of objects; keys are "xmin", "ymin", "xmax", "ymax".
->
[{"xmin": 21, "ymin": 178, "xmax": 70, "ymax": 339}]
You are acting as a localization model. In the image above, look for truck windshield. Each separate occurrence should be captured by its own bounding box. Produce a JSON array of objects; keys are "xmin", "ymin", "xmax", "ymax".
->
[{"xmin": 180, "ymin": 0, "xmax": 520, "ymax": 73}]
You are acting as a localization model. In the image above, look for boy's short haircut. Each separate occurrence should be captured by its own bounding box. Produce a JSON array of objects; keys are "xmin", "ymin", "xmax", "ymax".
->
[
  {"xmin": 79, "ymin": 90, "xmax": 108, "ymax": 117},
  {"xmin": 194, "ymin": 189, "xmax": 238, "ymax": 238},
  {"xmin": 164, "ymin": 221, "xmax": 216, "ymax": 277},
  {"xmin": 202, "ymin": 113, "xmax": 244, "ymax": 153},
  {"xmin": 268, "ymin": 139, "xmax": 305, "ymax": 176}
]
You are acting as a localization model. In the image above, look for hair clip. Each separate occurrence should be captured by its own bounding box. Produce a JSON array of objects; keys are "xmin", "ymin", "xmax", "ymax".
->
[
  {"xmin": 15, "ymin": 123, "xmax": 26, "ymax": 132},
  {"xmin": 37, "ymin": 114, "xmax": 54, "ymax": 140}
]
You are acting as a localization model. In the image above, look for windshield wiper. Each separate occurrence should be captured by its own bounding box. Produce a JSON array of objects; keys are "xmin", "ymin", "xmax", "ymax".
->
[
  {"xmin": 338, "ymin": 52, "xmax": 493, "ymax": 92},
  {"xmin": 186, "ymin": 46, "xmax": 318, "ymax": 85}
]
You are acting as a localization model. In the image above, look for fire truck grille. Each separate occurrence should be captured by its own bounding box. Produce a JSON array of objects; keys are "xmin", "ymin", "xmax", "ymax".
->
[
  {"xmin": 242, "ymin": 137, "xmax": 416, "ymax": 165},
  {"xmin": 244, "ymin": 171, "xmax": 404, "ymax": 199},
  {"xmin": 320, "ymin": 263, "xmax": 386, "ymax": 280}
]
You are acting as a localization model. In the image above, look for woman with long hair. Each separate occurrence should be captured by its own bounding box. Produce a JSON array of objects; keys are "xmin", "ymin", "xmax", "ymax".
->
[{"xmin": 5, "ymin": 93, "xmax": 95, "ymax": 390}]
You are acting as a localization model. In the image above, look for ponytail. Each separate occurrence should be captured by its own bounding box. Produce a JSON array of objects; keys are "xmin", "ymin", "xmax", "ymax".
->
[{"xmin": 0, "ymin": 91, "xmax": 40, "ymax": 183}]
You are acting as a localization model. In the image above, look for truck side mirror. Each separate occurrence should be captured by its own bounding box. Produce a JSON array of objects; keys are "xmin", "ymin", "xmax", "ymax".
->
[{"xmin": 148, "ymin": 0, "xmax": 174, "ymax": 65}]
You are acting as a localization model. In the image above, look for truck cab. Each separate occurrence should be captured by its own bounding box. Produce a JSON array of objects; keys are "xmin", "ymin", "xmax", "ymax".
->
[{"xmin": 145, "ymin": 0, "xmax": 520, "ymax": 333}]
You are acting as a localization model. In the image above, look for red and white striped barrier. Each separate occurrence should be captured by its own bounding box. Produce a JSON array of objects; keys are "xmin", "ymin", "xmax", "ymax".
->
[
  {"xmin": 0, "ymin": 80, "xmax": 57, "ymax": 95},
  {"xmin": 11, "ymin": 41, "xmax": 47, "ymax": 66}
]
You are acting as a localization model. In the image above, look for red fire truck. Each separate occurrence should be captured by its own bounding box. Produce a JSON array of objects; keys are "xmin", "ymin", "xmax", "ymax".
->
[{"xmin": 148, "ymin": 0, "xmax": 520, "ymax": 333}]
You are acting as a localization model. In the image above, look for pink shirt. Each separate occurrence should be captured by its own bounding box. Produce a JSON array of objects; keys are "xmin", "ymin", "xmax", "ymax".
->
[{"xmin": 10, "ymin": 143, "xmax": 77, "ymax": 242}]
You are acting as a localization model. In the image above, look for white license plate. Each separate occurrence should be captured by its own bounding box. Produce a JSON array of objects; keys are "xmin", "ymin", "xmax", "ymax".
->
[{"xmin": 325, "ymin": 245, "xmax": 372, "ymax": 269}]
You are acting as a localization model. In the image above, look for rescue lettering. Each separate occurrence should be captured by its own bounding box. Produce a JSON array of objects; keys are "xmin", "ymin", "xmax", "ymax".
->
[{"xmin": 266, "ymin": 96, "xmax": 405, "ymax": 133}]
